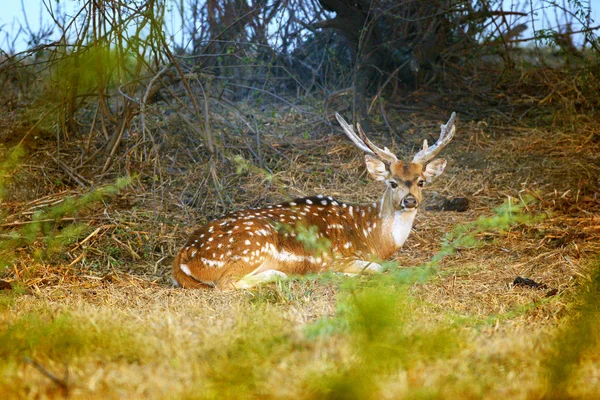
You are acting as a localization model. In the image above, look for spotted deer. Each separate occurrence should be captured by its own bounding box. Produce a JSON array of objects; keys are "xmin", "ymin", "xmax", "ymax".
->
[{"xmin": 173, "ymin": 112, "xmax": 457, "ymax": 289}]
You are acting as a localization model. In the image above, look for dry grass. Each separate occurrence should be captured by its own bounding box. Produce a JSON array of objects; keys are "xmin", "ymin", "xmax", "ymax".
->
[{"xmin": 1, "ymin": 99, "xmax": 599, "ymax": 398}]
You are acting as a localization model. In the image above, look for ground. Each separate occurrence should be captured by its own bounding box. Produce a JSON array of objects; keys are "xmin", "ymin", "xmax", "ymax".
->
[{"xmin": 0, "ymin": 102, "xmax": 599, "ymax": 399}]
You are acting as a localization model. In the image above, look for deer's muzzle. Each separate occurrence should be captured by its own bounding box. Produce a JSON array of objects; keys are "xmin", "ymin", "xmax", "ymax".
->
[{"xmin": 401, "ymin": 195, "xmax": 418, "ymax": 209}]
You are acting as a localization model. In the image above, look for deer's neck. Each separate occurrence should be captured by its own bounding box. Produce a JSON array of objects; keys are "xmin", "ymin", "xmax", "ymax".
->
[
  {"xmin": 379, "ymin": 189, "xmax": 418, "ymax": 250},
  {"xmin": 389, "ymin": 209, "xmax": 417, "ymax": 249},
  {"xmin": 350, "ymin": 192, "xmax": 417, "ymax": 260}
]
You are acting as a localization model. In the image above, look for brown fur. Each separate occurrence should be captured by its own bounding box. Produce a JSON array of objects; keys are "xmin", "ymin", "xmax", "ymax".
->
[
  {"xmin": 172, "ymin": 253, "xmax": 215, "ymax": 289},
  {"xmin": 172, "ymin": 196, "xmax": 399, "ymax": 289}
]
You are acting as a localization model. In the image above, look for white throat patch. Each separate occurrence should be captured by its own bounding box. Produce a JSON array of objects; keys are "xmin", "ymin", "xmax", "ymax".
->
[{"xmin": 392, "ymin": 209, "xmax": 417, "ymax": 247}]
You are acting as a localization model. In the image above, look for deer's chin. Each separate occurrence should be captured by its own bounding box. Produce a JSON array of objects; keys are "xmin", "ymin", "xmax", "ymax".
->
[{"xmin": 398, "ymin": 205, "xmax": 419, "ymax": 212}]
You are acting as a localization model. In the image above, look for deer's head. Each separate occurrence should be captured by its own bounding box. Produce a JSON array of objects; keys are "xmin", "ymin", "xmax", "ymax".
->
[{"xmin": 336, "ymin": 112, "xmax": 456, "ymax": 213}]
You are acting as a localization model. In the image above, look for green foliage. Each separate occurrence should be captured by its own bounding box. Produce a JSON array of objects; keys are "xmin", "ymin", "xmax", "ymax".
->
[
  {"xmin": 199, "ymin": 313, "xmax": 295, "ymax": 398},
  {"xmin": 0, "ymin": 146, "xmax": 26, "ymax": 201},
  {"xmin": 0, "ymin": 290, "xmax": 19, "ymax": 311},
  {"xmin": 248, "ymin": 275, "xmax": 325, "ymax": 305},
  {"xmin": 0, "ymin": 309, "xmax": 148, "ymax": 363},
  {"xmin": 432, "ymin": 196, "xmax": 542, "ymax": 264},
  {"xmin": 274, "ymin": 221, "xmax": 332, "ymax": 258},
  {"xmin": 294, "ymin": 223, "xmax": 331, "ymax": 257},
  {"xmin": 542, "ymin": 257, "xmax": 600, "ymax": 398},
  {"xmin": 346, "ymin": 284, "xmax": 457, "ymax": 365},
  {"xmin": 303, "ymin": 196, "xmax": 545, "ymax": 397},
  {"xmin": 232, "ymin": 154, "xmax": 272, "ymax": 182},
  {"xmin": 328, "ymin": 196, "xmax": 545, "ymax": 292},
  {"xmin": 306, "ymin": 281, "xmax": 459, "ymax": 399},
  {"xmin": 533, "ymin": 0, "xmax": 599, "ymax": 55},
  {"xmin": 51, "ymin": 43, "xmax": 138, "ymax": 97},
  {"xmin": 0, "ymin": 147, "xmax": 132, "ymax": 271}
]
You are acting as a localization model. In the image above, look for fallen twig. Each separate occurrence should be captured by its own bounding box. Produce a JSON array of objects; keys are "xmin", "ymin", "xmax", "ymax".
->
[{"xmin": 24, "ymin": 357, "xmax": 69, "ymax": 395}]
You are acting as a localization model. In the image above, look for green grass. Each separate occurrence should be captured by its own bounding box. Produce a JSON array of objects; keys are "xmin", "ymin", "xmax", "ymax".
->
[
  {"xmin": 542, "ymin": 258, "xmax": 600, "ymax": 399},
  {"xmin": 0, "ymin": 261, "xmax": 598, "ymax": 399},
  {"xmin": 0, "ymin": 308, "xmax": 152, "ymax": 363},
  {"xmin": 305, "ymin": 281, "xmax": 461, "ymax": 399}
]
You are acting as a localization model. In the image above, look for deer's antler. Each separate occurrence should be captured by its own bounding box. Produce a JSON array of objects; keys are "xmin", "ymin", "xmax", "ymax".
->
[
  {"xmin": 335, "ymin": 113, "xmax": 398, "ymax": 164},
  {"xmin": 412, "ymin": 112, "xmax": 457, "ymax": 165}
]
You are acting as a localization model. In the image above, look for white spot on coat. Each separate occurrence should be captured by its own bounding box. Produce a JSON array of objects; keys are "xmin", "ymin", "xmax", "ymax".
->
[{"xmin": 180, "ymin": 264, "xmax": 192, "ymax": 276}]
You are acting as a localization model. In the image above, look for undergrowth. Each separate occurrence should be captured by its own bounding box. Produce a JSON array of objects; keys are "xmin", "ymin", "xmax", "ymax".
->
[
  {"xmin": 0, "ymin": 188, "xmax": 598, "ymax": 398},
  {"xmin": 0, "ymin": 146, "xmax": 131, "ymax": 272}
]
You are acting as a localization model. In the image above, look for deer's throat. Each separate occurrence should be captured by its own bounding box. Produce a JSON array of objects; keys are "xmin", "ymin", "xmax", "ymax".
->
[{"xmin": 391, "ymin": 209, "xmax": 417, "ymax": 248}]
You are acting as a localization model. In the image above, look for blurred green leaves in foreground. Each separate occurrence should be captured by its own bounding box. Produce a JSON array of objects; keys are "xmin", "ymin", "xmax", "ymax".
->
[{"xmin": 298, "ymin": 196, "xmax": 541, "ymax": 398}]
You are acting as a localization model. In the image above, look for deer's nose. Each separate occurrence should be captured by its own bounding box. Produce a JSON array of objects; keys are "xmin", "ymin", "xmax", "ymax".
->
[{"xmin": 401, "ymin": 195, "xmax": 418, "ymax": 209}]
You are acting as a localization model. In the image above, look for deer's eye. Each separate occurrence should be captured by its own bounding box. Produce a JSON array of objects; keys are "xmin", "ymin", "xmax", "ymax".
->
[
  {"xmin": 389, "ymin": 181, "xmax": 398, "ymax": 189},
  {"xmin": 417, "ymin": 180, "xmax": 425, "ymax": 187}
]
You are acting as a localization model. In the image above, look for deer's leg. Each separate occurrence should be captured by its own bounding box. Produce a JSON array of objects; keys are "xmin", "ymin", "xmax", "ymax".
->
[
  {"xmin": 340, "ymin": 259, "xmax": 384, "ymax": 275},
  {"xmin": 233, "ymin": 269, "xmax": 288, "ymax": 289}
]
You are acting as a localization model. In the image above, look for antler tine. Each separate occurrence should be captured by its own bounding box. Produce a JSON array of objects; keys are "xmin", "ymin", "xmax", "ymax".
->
[
  {"xmin": 335, "ymin": 113, "xmax": 398, "ymax": 164},
  {"xmin": 335, "ymin": 113, "xmax": 374, "ymax": 155},
  {"xmin": 412, "ymin": 112, "xmax": 457, "ymax": 165},
  {"xmin": 356, "ymin": 123, "xmax": 398, "ymax": 164}
]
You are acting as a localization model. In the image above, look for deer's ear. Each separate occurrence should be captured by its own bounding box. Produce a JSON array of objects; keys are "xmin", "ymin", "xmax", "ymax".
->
[
  {"xmin": 423, "ymin": 159, "xmax": 447, "ymax": 182},
  {"xmin": 365, "ymin": 155, "xmax": 390, "ymax": 181}
]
